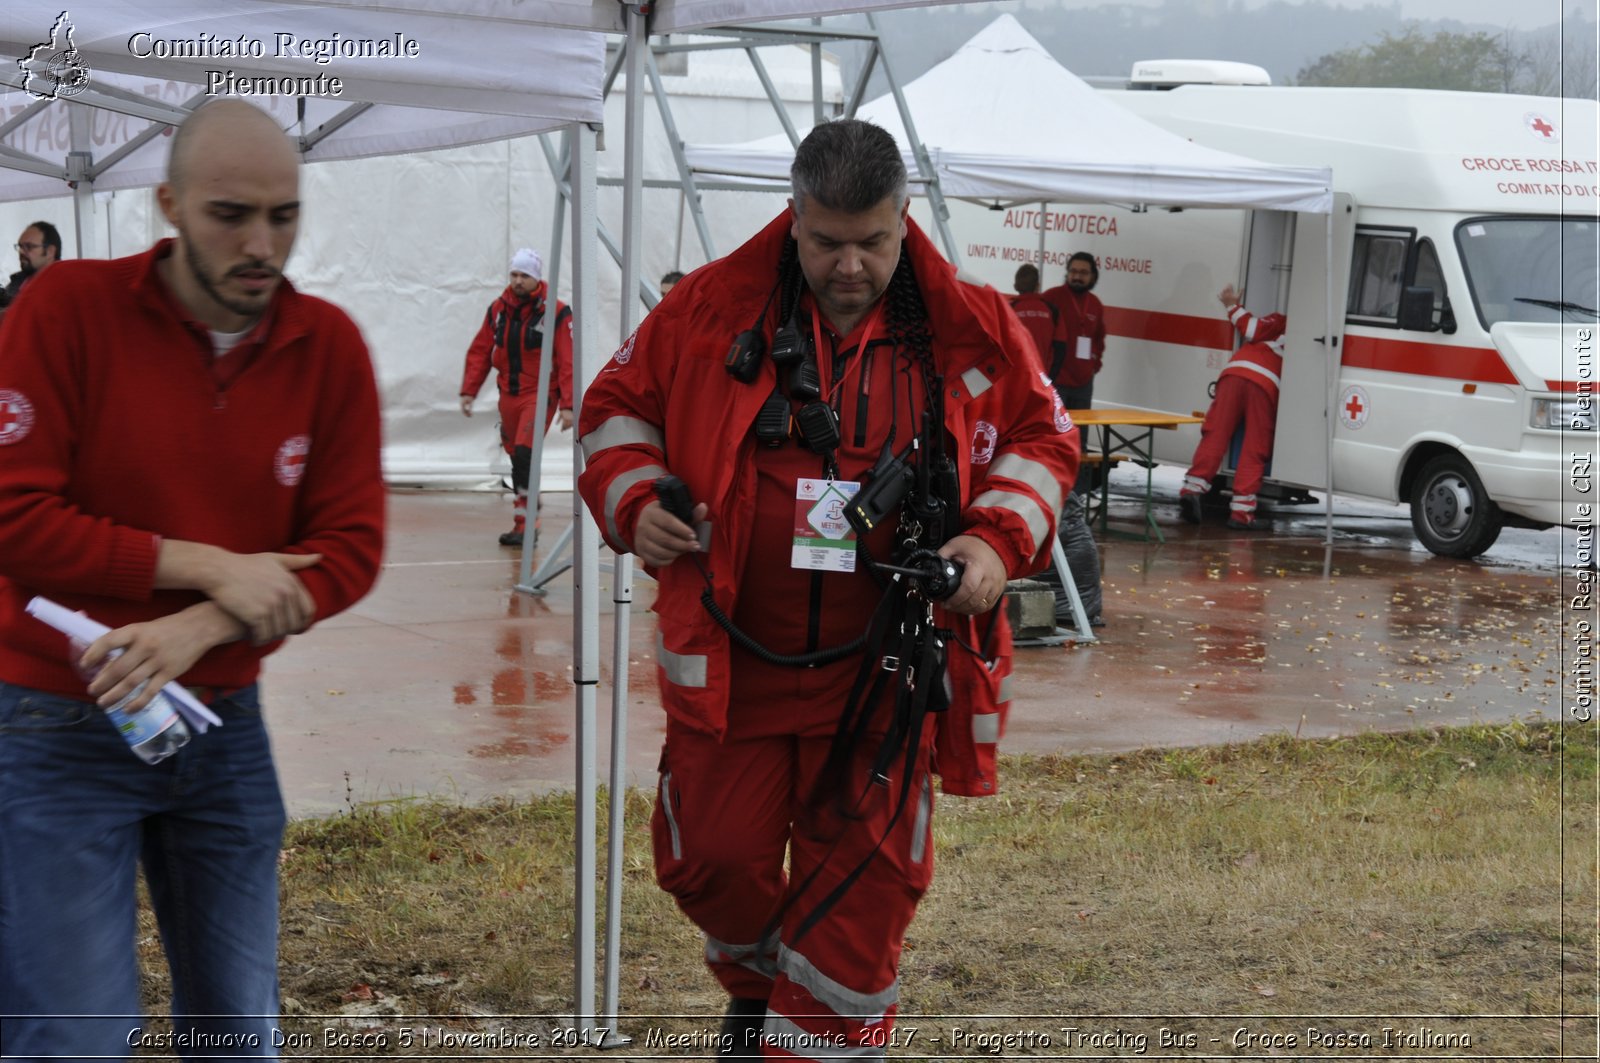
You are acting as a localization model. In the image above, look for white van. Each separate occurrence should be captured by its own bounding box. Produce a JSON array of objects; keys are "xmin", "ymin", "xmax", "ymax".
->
[{"xmin": 954, "ymin": 71, "xmax": 1598, "ymax": 557}]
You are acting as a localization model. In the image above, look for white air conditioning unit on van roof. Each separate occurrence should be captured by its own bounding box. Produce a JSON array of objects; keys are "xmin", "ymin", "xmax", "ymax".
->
[{"xmin": 1129, "ymin": 59, "xmax": 1272, "ymax": 89}]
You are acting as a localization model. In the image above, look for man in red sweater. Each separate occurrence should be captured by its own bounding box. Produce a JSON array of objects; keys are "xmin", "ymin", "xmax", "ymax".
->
[
  {"xmin": 0, "ymin": 100, "xmax": 385, "ymax": 1059},
  {"xmin": 459, "ymin": 248, "xmax": 574, "ymax": 547}
]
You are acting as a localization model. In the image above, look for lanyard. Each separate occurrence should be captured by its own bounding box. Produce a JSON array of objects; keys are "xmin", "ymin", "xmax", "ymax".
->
[{"xmin": 811, "ymin": 299, "xmax": 887, "ymax": 406}]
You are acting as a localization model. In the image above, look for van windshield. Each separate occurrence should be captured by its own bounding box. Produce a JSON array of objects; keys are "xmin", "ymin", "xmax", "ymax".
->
[{"xmin": 1456, "ymin": 216, "xmax": 1599, "ymax": 327}]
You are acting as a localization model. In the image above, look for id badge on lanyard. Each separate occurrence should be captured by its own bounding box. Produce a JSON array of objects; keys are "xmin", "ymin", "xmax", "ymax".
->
[{"xmin": 792, "ymin": 477, "xmax": 861, "ymax": 572}]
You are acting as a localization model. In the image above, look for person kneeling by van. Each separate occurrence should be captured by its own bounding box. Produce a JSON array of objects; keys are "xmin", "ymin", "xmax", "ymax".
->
[{"xmin": 1179, "ymin": 286, "xmax": 1285, "ymax": 530}]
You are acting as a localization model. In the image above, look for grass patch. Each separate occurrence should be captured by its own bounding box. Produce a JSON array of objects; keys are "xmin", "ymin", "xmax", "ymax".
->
[{"xmin": 132, "ymin": 721, "xmax": 1596, "ymax": 1057}]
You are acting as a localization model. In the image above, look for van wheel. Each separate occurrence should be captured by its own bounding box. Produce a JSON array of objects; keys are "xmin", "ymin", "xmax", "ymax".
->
[{"xmin": 1409, "ymin": 454, "xmax": 1504, "ymax": 558}]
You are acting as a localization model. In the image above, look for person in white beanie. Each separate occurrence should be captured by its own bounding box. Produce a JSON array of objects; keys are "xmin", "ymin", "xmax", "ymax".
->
[{"xmin": 459, "ymin": 247, "xmax": 574, "ymax": 547}]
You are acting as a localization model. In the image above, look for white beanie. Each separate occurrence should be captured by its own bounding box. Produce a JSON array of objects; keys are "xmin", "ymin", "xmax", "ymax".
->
[{"xmin": 510, "ymin": 247, "xmax": 543, "ymax": 280}]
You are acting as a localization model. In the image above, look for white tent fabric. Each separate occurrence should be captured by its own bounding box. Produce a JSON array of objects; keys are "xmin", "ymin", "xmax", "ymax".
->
[
  {"xmin": 0, "ymin": 2, "xmax": 605, "ymax": 200},
  {"xmin": 687, "ymin": 14, "xmax": 1334, "ymax": 213},
  {"xmin": 291, "ymin": 0, "xmax": 954, "ymax": 35}
]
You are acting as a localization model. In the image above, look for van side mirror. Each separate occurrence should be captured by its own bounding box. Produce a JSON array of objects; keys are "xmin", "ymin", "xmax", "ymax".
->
[{"xmin": 1399, "ymin": 286, "xmax": 1437, "ymax": 332}]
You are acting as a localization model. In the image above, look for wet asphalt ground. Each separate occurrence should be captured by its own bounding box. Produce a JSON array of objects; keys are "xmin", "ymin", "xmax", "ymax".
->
[{"xmin": 268, "ymin": 470, "xmax": 1586, "ymax": 815}]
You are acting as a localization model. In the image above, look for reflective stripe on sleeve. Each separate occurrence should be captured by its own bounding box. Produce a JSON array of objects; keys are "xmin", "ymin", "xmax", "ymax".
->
[
  {"xmin": 970, "ymin": 489, "xmax": 1049, "ymax": 556},
  {"xmin": 989, "ymin": 453, "xmax": 1064, "ymax": 524},
  {"xmin": 777, "ymin": 944, "xmax": 898, "ymax": 1021},
  {"xmin": 580, "ymin": 415, "xmax": 665, "ymax": 462},
  {"xmin": 657, "ymin": 629, "xmax": 707, "ymax": 689},
  {"xmin": 960, "ymin": 366, "xmax": 992, "ymax": 399},
  {"xmin": 604, "ymin": 463, "xmax": 667, "ymax": 545},
  {"xmin": 998, "ymin": 674, "xmax": 1013, "ymax": 705},
  {"xmin": 972, "ymin": 710, "xmax": 1000, "ymax": 745}
]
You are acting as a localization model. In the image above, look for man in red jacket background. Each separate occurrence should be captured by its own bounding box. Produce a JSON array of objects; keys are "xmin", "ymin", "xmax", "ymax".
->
[
  {"xmin": 1179, "ymin": 285, "xmax": 1287, "ymax": 530},
  {"xmin": 578, "ymin": 119, "xmax": 1076, "ymax": 1060},
  {"xmin": 0, "ymin": 100, "xmax": 385, "ymax": 1059},
  {"xmin": 460, "ymin": 247, "xmax": 574, "ymax": 547},
  {"xmin": 1008, "ymin": 263, "xmax": 1059, "ymax": 364},
  {"xmin": 1042, "ymin": 250, "xmax": 1107, "ymax": 413}
]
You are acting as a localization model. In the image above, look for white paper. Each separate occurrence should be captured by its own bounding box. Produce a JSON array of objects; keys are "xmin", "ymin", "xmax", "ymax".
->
[
  {"xmin": 24, "ymin": 597, "xmax": 223, "ymax": 732},
  {"xmin": 1075, "ymin": 336, "xmax": 1093, "ymax": 360}
]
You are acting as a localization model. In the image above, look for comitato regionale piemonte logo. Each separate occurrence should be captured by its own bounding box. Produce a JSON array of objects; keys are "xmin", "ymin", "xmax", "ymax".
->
[{"xmin": 19, "ymin": 11, "xmax": 91, "ymax": 100}]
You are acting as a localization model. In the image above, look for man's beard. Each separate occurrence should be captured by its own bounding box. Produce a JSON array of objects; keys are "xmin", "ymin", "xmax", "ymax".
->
[
  {"xmin": 1068, "ymin": 279, "xmax": 1091, "ymax": 293},
  {"xmin": 17, "ymin": 259, "xmax": 34, "ymax": 279},
  {"xmin": 184, "ymin": 237, "xmax": 278, "ymax": 319}
]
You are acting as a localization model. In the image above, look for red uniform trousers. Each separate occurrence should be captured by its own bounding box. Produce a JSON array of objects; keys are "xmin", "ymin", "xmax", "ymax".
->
[
  {"xmin": 497, "ymin": 391, "xmax": 561, "ymax": 458},
  {"xmin": 1182, "ymin": 374, "xmax": 1277, "ymax": 520},
  {"xmin": 652, "ymin": 698, "xmax": 935, "ymax": 1057}
]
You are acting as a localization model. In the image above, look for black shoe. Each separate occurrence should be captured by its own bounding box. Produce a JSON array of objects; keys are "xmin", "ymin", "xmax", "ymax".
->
[
  {"xmin": 1179, "ymin": 493, "xmax": 1203, "ymax": 525},
  {"xmin": 498, "ymin": 528, "xmax": 524, "ymax": 547},
  {"xmin": 1226, "ymin": 515, "xmax": 1264, "ymax": 531},
  {"xmin": 719, "ymin": 998, "xmax": 766, "ymax": 1059}
]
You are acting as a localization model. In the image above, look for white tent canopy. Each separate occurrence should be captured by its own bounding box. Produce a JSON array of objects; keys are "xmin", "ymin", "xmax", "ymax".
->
[
  {"xmin": 686, "ymin": 14, "xmax": 1333, "ymax": 213},
  {"xmin": 0, "ymin": 2, "xmax": 605, "ymax": 202},
  {"xmin": 292, "ymin": 0, "xmax": 945, "ymax": 35}
]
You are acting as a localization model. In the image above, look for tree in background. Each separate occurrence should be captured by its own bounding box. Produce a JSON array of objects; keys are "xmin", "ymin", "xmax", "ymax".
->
[
  {"xmin": 1296, "ymin": 23, "xmax": 1599, "ymax": 99},
  {"xmin": 1295, "ymin": 28, "xmax": 1514, "ymax": 92}
]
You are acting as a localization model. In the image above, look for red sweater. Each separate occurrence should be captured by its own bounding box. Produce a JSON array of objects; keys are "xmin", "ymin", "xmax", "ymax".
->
[{"xmin": 0, "ymin": 240, "xmax": 386, "ymax": 697}]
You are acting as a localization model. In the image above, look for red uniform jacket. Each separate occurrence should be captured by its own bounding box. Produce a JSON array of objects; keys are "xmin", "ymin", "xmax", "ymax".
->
[
  {"xmin": 577, "ymin": 212, "xmax": 1079, "ymax": 797},
  {"xmin": 1008, "ymin": 292, "xmax": 1059, "ymax": 366},
  {"xmin": 1220, "ymin": 303, "xmax": 1287, "ymax": 402},
  {"xmin": 460, "ymin": 282, "xmax": 575, "ymax": 411},
  {"xmin": 0, "ymin": 241, "xmax": 386, "ymax": 697},
  {"xmin": 1042, "ymin": 284, "xmax": 1106, "ymax": 389}
]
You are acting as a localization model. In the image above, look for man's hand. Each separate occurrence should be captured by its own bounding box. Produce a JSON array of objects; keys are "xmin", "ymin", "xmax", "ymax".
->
[
  {"xmin": 938, "ymin": 534, "xmax": 1007, "ymax": 616},
  {"xmin": 558, "ymin": 408, "xmax": 574, "ymax": 432},
  {"xmin": 197, "ymin": 551, "xmax": 322, "ymax": 646},
  {"xmin": 1219, "ymin": 284, "xmax": 1239, "ymax": 308},
  {"xmin": 460, "ymin": 395, "xmax": 475, "ymax": 417},
  {"xmin": 80, "ymin": 602, "xmax": 246, "ymax": 713},
  {"xmin": 633, "ymin": 500, "xmax": 708, "ymax": 568}
]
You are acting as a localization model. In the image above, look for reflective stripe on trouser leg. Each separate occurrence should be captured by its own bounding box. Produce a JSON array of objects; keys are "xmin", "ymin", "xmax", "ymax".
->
[
  {"xmin": 764, "ymin": 732, "xmax": 935, "ymax": 1061},
  {"xmin": 1231, "ymin": 493, "xmax": 1257, "ymax": 516},
  {"xmin": 651, "ymin": 722, "xmax": 792, "ymax": 1001},
  {"xmin": 1182, "ymin": 474, "xmax": 1211, "ymax": 495}
]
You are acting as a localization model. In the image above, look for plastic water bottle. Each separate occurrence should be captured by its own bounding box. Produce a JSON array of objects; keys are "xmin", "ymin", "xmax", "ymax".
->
[
  {"xmin": 104, "ymin": 686, "xmax": 191, "ymax": 765},
  {"xmin": 71, "ymin": 639, "xmax": 191, "ymax": 765}
]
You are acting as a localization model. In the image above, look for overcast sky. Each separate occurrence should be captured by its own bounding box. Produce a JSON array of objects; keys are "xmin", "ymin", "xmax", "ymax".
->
[{"xmin": 1032, "ymin": 0, "xmax": 1595, "ymax": 33}]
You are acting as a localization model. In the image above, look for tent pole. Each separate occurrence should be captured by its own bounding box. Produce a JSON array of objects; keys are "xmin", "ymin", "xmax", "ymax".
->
[
  {"xmin": 1037, "ymin": 200, "xmax": 1046, "ymax": 273},
  {"xmin": 645, "ymin": 47, "xmax": 718, "ymax": 259},
  {"xmin": 811, "ymin": 17, "xmax": 825, "ymax": 126},
  {"xmin": 67, "ymin": 104, "xmax": 95, "ymax": 259},
  {"xmin": 601, "ymin": 1, "xmax": 649, "ymax": 1036},
  {"xmin": 1324, "ymin": 209, "xmax": 1335, "ymax": 549},
  {"xmin": 517, "ymin": 142, "xmax": 570, "ymax": 590},
  {"xmin": 865, "ymin": 13, "xmax": 960, "ymax": 265},
  {"xmin": 568, "ymin": 120, "xmax": 602, "ymax": 1038}
]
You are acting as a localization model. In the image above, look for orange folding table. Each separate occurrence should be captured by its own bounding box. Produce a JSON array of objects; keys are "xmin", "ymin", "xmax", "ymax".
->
[{"xmin": 1068, "ymin": 407, "xmax": 1203, "ymax": 542}]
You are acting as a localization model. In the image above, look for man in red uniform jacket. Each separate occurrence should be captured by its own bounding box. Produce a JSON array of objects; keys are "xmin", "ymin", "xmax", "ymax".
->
[
  {"xmin": 0, "ymin": 100, "xmax": 385, "ymax": 1059},
  {"xmin": 578, "ymin": 120, "xmax": 1077, "ymax": 1060},
  {"xmin": 1179, "ymin": 285, "xmax": 1287, "ymax": 529},
  {"xmin": 1008, "ymin": 263, "xmax": 1060, "ymax": 365},
  {"xmin": 460, "ymin": 247, "xmax": 574, "ymax": 547},
  {"xmin": 1041, "ymin": 251, "xmax": 1107, "ymax": 412}
]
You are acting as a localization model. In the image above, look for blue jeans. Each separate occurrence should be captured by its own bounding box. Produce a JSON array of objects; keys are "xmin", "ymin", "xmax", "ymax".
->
[{"xmin": 0, "ymin": 682, "xmax": 286, "ymax": 1062}]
